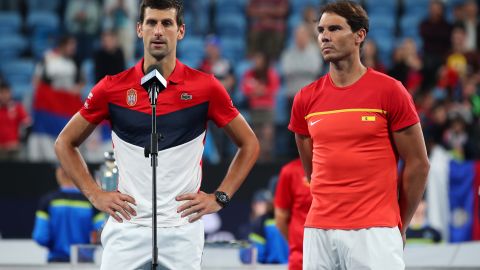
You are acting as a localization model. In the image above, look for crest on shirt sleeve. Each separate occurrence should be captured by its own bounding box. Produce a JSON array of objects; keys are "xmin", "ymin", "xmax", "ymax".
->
[{"xmin": 126, "ymin": 88, "xmax": 137, "ymax": 106}]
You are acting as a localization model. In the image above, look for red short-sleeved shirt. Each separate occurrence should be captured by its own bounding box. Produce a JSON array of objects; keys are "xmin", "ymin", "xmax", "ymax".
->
[
  {"xmin": 0, "ymin": 102, "xmax": 30, "ymax": 147},
  {"xmin": 274, "ymin": 158, "xmax": 312, "ymax": 270},
  {"xmin": 289, "ymin": 68, "xmax": 419, "ymax": 230}
]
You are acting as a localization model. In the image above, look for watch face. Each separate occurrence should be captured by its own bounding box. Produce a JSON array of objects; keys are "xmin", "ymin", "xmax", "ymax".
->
[{"xmin": 216, "ymin": 191, "xmax": 229, "ymax": 205}]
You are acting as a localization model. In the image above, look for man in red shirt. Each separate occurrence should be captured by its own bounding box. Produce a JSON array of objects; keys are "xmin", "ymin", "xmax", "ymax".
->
[
  {"xmin": 274, "ymin": 158, "xmax": 312, "ymax": 270},
  {"xmin": 0, "ymin": 82, "xmax": 31, "ymax": 159},
  {"xmin": 289, "ymin": 2, "xmax": 430, "ymax": 269}
]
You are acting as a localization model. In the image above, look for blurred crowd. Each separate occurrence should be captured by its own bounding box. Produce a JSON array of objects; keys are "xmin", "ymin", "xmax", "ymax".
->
[{"xmin": 0, "ymin": 0, "xmax": 479, "ymax": 164}]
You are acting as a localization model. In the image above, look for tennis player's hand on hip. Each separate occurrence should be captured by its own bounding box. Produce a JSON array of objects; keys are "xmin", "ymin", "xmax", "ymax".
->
[
  {"xmin": 90, "ymin": 190, "xmax": 137, "ymax": 222},
  {"xmin": 176, "ymin": 191, "xmax": 222, "ymax": 223}
]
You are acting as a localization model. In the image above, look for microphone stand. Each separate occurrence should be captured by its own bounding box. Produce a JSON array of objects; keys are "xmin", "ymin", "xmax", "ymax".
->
[{"xmin": 145, "ymin": 84, "xmax": 159, "ymax": 270}]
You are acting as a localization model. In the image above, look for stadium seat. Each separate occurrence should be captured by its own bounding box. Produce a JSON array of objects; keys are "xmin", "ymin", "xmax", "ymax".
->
[
  {"xmin": 219, "ymin": 36, "xmax": 246, "ymax": 64},
  {"xmin": 233, "ymin": 59, "xmax": 252, "ymax": 108},
  {"xmin": 364, "ymin": 0, "xmax": 397, "ymax": 17},
  {"xmin": 0, "ymin": 34, "xmax": 28, "ymax": 60},
  {"xmin": 81, "ymin": 58, "xmax": 95, "ymax": 86},
  {"xmin": 26, "ymin": 0, "xmax": 61, "ymax": 12},
  {"xmin": 215, "ymin": 14, "xmax": 247, "ymax": 38},
  {"xmin": 369, "ymin": 14, "xmax": 396, "ymax": 33},
  {"xmin": 0, "ymin": 12, "xmax": 22, "ymax": 35},
  {"xmin": 403, "ymin": 0, "xmax": 429, "ymax": 21},
  {"xmin": 0, "ymin": 58, "xmax": 35, "ymax": 99},
  {"xmin": 287, "ymin": 13, "xmax": 303, "ymax": 41},
  {"xmin": 184, "ymin": 12, "xmax": 209, "ymax": 36},
  {"xmin": 26, "ymin": 11, "xmax": 60, "ymax": 33},
  {"xmin": 31, "ymin": 28, "xmax": 57, "ymax": 60},
  {"xmin": 177, "ymin": 37, "xmax": 205, "ymax": 68},
  {"xmin": 400, "ymin": 14, "xmax": 423, "ymax": 40},
  {"xmin": 0, "ymin": 58, "xmax": 35, "ymax": 85},
  {"xmin": 215, "ymin": 0, "xmax": 247, "ymax": 16},
  {"xmin": 291, "ymin": 0, "xmax": 319, "ymax": 14},
  {"xmin": 369, "ymin": 34, "xmax": 395, "ymax": 68}
]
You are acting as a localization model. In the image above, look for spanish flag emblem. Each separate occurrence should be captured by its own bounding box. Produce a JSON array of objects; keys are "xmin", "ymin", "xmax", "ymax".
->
[{"xmin": 361, "ymin": 116, "xmax": 376, "ymax": 121}]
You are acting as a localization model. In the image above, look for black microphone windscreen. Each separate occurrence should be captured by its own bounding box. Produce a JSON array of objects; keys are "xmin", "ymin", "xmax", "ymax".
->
[
  {"xmin": 146, "ymin": 64, "xmax": 162, "ymax": 75},
  {"xmin": 141, "ymin": 64, "xmax": 167, "ymax": 91}
]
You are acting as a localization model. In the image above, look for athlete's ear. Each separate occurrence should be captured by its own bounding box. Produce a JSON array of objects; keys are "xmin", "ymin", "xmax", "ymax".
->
[
  {"xmin": 177, "ymin": 23, "xmax": 185, "ymax": 41},
  {"xmin": 355, "ymin": 28, "xmax": 366, "ymax": 45},
  {"xmin": 137, "ymin": 22, "xmax": 143, "ymax": 38}
]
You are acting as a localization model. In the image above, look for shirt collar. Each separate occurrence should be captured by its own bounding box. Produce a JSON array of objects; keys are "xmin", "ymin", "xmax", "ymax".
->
[{"xmin": 135, "ymin": 58, "xmax": 186, "ymax": 85}]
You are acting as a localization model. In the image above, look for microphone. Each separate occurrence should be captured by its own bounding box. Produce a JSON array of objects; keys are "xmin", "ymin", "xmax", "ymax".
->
[{"xmin": 141, "ymin": 65, "xmax": 167, "ymax": 105}]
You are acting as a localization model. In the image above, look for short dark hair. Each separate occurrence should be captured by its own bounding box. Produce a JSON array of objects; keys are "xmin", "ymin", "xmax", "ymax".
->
[
  {"xmin": 320, "ymin": 1, "xmax": 369, "ymax": 34},
  {"xmin": 0, "ymin": 82, "xmax": 10, "ymax": 91},
  {"xmin": 138, "ymin": 0, "xmax": 184, "ymax": 26}
]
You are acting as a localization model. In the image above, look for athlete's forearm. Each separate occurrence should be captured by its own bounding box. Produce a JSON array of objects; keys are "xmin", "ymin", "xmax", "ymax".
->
[
  {"xmin": 398, "ymin": 159, "xmax": 429, "ymax": 233},
  {"xmin": 55, "ymin": 137, "xmax": 102, "ymax": 202},
  {"xmin": 215, "ymin": 134, "xmax": 259, "ymax": 198},
  {"xmin": 55, "ymin": 114, "xmax": 103, "ymax": 203},
  {"xmin": 274, "ymin": 208, "xmax": 290, "ymax": 240},
  {"xmin": 295, "ymin": 134, "xmax": 313, "ymax": 181}
]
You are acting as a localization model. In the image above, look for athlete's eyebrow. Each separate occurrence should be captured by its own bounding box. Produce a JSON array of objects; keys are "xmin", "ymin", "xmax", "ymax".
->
[{"xmin": 318, "ymin": 24, "xmax": 342, "ymax": 33}]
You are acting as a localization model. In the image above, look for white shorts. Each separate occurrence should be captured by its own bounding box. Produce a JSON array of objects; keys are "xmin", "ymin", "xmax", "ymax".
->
[
  {"xmin": 303, "ymin": 227, "xmax": 404, "ymax": 270},
  {"xmin": 100, "ymin": 218, "xmax": 204, "ymax": 270}
]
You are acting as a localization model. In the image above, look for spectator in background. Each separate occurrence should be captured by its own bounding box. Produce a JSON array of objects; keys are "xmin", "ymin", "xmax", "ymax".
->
[
  {"xmin": 94, "ymin": 30, "xmax": 126, "ymax": 83},
  {"xmin": 0, "ymin": 82, "xmax": 31, "ymax": 160},
  {"xmin": 281, "ymin": 24, "xmax": 322, "ymax": 158},
  {"xmin": 200, "ymin": 35, "xmax": 235, "ymax": 93},
  {"xmin": 420, "ymin": 0, "xmax": 452, "ymax": 89},
  {"xmin": 281, "ymin": 24, "xmax": 322, "ymax": 113},
  {"xmin": 361, "ymin": 39, "xmax": 386, "ymax": 73},
  {"xmin": 459, "ymin": 0, "xmax": 479, "ymax": 51},
  {"xmin": 65, "ymin": 0, "xmax": 101, "ymax": 62},
  {"xmin": 247, "ymin": 0, "xmax": 289, "ymax": 60},
  {"xmin": 241, "ymin": 51, "xmax": 280, "ymax": 162},
  {"xmin": 406, "ymin": 199, "xmax": 442, "ymax": 245},
  {"xmin": 29, "ymin": 36, "xmax": 85, "ymax": 162},
  {"xmin": 301, "ymin": 6, "xmax": 320, "ymax": 43},
  {"xmin": 32, "ymin": 166, "xmax": 105, "ymax": 262},
  {"xmin": 444, "ymin": 112, "xmax": 469, "ymax": 160},
  {"xmin": 103, "ymin": 0, "xmax": 138, "ymax": 63},
  {"xmin": 388, "ymin": 38, "xmax": 423, "ymax": 94},
  {"xmin": 423, "ymin": 102, "xmax": 449, "ymax": 148},
  {"xmin": 238, "ymin": 189, "xmax": 272, "ymax": 240},
  {"xmin": 245, "ymin": 185, "xmax": 289, "ymax": 265},
  {"xmin": 274, "ymin": 158, "xmax": 312, "ymax": 270},
  {"xmin": 199, "ymin": 35, "xmax": 236, "ymax": 159},
  {"xmin": 445, "ymin": 24, "xmax": 480, "ymax": 85}
]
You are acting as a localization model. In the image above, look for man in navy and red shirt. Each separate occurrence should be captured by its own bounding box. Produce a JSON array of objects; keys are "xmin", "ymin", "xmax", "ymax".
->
[{"xmin": 55, "ymin": 1, "xmax": 259, "ymax": 269}]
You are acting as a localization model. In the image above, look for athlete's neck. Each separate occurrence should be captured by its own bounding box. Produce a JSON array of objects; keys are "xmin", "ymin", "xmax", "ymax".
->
[
  {"xmin": 143, "ymin": 54, "xmax": 176, "ymax": 79},
  {"xmin": 329, "ymin": 56, "xmax": 367, "ymax": 88}
]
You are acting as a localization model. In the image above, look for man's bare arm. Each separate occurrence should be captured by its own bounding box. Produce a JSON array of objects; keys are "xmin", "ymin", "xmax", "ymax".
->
[
  {"xmin": 393, "ymin": 123, "xmax": 430, "ymax": 237},
  {"xmin": 176, "ymin": 114, "xmax": 259, "ymax": 222},
  {"xmin": 295, "ymin": 133, "xmax": 313, "ymax": 181},
  {"xmin": 55, "ymin": 113, "xmax": 136, "ymax": 222},
  {"xmin": 274, "ymin": 207, "xmax": 290, "ymax": 240}
]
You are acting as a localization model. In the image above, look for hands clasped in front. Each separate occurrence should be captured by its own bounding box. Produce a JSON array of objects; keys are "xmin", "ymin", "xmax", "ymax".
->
[
  {"xmin": 176, "ymin": 191, "xmax": 222, "ymax": 223},
  {"xmin": 91, "ymin": 190, "xmax": 137, "ymax": 223}
]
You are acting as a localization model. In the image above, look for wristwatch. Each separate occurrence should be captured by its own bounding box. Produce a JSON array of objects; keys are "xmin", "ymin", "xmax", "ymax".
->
[{"xmin": 214, "ymin": 191, "xmax": 230, "ymax": 208}]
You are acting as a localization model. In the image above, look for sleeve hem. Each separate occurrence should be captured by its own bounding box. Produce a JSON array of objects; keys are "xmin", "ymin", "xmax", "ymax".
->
[{"xmin": 391, "ymin": 118, "xmax": 419, "ymax": 132}]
